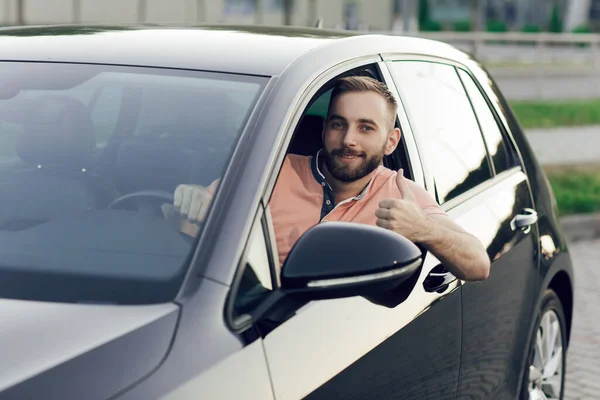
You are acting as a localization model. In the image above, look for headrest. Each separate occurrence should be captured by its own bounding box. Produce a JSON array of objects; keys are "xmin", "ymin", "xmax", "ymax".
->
[
  {"xmin": 288, "ymin": 114, "xmax": 325, "ymax": 156},
  {"xmin": 15, "ymin": 95, "xmax": 95, "ymax": 167}
]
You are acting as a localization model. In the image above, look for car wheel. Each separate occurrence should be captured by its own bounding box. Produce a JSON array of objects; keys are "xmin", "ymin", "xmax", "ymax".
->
[{"xmin": 520, "ymin": 289, "xmax": 567, "ymax": 400}]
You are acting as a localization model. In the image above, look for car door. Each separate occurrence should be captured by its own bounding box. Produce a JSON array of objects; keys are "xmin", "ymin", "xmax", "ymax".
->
[
  {"xmin": 385, "ymin": 58, "xmax": 540, "ymax": 399},
  {"xmin": 260, "ymin": 62, "xmax": 463, "ymax": 400},
  {"xmin": 454, "ymin": 66, "xmax": 541, "ymax": 399}
]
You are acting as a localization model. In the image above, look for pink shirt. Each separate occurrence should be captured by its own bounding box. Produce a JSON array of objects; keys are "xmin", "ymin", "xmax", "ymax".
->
[{"xmin": 269, "ymin": 152, "xmax": 446, "ymax": 267}]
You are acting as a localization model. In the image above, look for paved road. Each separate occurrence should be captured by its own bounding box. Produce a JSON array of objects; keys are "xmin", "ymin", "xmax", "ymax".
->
[
  {"xmin": 446, "ymin": 43, "xmax": 600, "ymax": 100},
  {"xmin": 525, "ymin": 125, "xmax": 600, "ymax": 166},
  {"xmin": 563, "ymin": 237, "xmax": 600, "ymax": 400},
  {"xmin": 495, "ymin": 75, "xmax": 600, "ymax": 100}
]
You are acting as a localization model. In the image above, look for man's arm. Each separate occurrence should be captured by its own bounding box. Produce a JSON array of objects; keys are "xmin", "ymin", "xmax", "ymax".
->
[
  {"xmin": 375, "ymin": 170, "xmax": 490, "ymax": 282},
  {"xmin": 413, "ymin": 214, "xmax": 490, "ymax": 281}
]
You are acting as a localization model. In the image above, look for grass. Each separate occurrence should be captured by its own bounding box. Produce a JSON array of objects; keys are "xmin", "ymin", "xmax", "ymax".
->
[
  {"xmin": 545, "ymin": 166, "xmax": 600, "ymax": 215},
  {"xmin": 509, "ymin": 98, "xmax": 600, "ymax": 129}
]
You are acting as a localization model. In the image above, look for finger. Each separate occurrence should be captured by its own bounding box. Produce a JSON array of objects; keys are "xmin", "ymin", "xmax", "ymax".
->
[
  {"xmin": 179, "ymin": 186, "xmax": 194, "ymax": 216},
  {"xmin": 188, "ymin": 190, "xmax": 204, "ymax": 221},
  {"xmin": 379, "ymin": 198, "xmax": 397, "ymax": 209},
  {"xmin": 174, "ymin": 185, "xmax": 184, "ymax": 208},
  {"xmin": 376, "ymin": 218, "xmax": 391, "ymax": 229},
  {"xmin": 396, "ymin": 169, "xmax": 417, "ymax": 202},
  {"xmin": 197, "ymin": 196, "xmax": 211, "ymax": 221},
  {"xmin": 375, "ymin": 207, "xmax": 393, "ymax": 220}
]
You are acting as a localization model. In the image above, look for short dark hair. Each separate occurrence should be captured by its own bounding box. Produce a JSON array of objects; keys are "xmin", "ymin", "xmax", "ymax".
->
[{"xmin": 328, "ymin": 76, "xmax": 398, "ymax": 130}]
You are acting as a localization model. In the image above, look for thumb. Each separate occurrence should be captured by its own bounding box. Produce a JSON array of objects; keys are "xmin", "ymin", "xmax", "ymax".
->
[{"xmin": 396, "ymin": 169, "xmax": 416, "ymax": 202}]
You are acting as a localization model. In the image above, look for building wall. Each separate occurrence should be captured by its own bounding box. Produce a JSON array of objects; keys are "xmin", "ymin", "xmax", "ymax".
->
[
  {"xmin": 0, "ymin": 0, "xmax": 395, "ymax": 30},
  {"xmin": 1, "ymin": 0, "xmax": 588, "ymax": 32}
]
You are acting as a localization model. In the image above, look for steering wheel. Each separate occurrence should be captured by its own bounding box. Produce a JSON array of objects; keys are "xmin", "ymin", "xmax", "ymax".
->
[{"xmin": 106, "ymin": 190, "xmax": 175, "ymax": 217}]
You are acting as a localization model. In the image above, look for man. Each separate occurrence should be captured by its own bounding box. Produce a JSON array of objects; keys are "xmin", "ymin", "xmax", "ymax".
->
[{"xmin": 174, "ymin": 76, "xmax": 490, "ymax": 281}]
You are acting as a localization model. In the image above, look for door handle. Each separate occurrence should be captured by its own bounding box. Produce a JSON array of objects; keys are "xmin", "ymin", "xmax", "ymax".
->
[
  {"xmin": 423, "ymin": 264, "xmax": 457, "ymax": 293},
  {"xmin": 510, "ymin": 208, "xmax": 538, "ymax": 233}
]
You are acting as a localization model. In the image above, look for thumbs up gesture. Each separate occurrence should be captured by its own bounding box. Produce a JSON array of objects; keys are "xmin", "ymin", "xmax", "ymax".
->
[{"xmin": 375, "ymin": 169, "xmax": 429, "ymax": 242}]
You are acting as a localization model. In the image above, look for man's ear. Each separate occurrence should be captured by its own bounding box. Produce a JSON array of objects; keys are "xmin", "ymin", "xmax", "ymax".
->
[{"xmin": 385, "ymin": 127, "xmax": 402, "ymax": 155}]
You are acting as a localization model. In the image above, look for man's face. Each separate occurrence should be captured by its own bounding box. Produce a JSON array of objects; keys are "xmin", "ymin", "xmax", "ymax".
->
[{"xmin": 322, "ymin": 91, "xmax": 400, "ymax": 182}]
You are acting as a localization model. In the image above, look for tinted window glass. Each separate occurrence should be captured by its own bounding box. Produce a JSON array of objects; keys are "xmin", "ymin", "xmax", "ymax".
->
[
  {"xmin": 388, "ymin": 61, "xmax": 492, "ymax": 203},
  {"xmin": 0, "ymin": 62, "xmax": 266, "ymax": 304},
  {"xmin": 457, "ymin": 69, "xmax": 511, "ymax": 174}
]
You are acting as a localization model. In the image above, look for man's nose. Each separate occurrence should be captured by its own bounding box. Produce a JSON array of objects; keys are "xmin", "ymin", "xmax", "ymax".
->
[{"xmin": 341, "ymin": 127, "xmax": 359, "ymax": 146}]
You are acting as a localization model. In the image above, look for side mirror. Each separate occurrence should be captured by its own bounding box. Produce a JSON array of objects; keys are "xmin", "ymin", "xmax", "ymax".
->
[{"xmin": 281, "ymin": 222, "xmax": 423, "ymax": 301}]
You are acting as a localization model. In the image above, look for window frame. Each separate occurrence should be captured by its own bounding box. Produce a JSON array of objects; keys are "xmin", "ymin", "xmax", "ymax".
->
[
  {"xmin": 455, "ymin": 66, "xmax": 519, "ymax": 176},
  {"xmin": 456, "ymin": 62, "xmax": 530, "ymax": 178},
  {"xmin": 226, "ymin": 202, "xmax": 280, "ymax": 333},
  {"xmin": 225, "ymin": 56, "xmax": 432, "ymax": 333}
]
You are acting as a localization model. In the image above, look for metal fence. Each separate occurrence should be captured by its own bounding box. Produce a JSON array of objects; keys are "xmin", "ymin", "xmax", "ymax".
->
[{"xmin": 395, "ymin": 31, "xmax": 600, "ymax": 74}]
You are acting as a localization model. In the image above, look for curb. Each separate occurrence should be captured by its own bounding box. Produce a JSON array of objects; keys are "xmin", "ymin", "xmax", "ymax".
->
[{"xmin": 560, "ymin": 212, "xmax": 600, "ymax": 243}]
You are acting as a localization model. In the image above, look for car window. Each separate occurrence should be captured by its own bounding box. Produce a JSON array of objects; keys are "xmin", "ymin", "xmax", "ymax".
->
[
  {"xmin": 457, "ymin": 69, "xmax": 512, "ymax": 174},
  {"xmin": 0, "ymin": 62, "xmax": 267, "ymax": 305},
  {"xmin": 233, "ymin": 217, "xmax": 274, "ymax": 316},
  {"xmin": 387, "ymin": 61, "xmax": 492, "ymax": 204}
]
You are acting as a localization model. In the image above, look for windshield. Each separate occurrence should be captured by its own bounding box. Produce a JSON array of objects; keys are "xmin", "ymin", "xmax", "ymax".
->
[{"xmin": 0, "ymin": 62, "xmax": 267, "ymax": 304}]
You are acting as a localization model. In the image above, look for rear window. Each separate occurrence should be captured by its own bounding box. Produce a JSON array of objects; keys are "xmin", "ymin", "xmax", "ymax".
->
[{"xmin": 0, "ymin": 62, "xmax": 267, "ymax": 304}]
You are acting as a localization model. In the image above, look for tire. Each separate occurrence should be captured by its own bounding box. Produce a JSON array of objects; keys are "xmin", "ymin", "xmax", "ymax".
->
[{"xmin": 519, "ymin": 289, "xmax": 567, "ymax": 400}]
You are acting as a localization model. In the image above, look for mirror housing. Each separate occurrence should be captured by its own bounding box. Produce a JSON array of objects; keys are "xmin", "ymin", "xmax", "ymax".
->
[{"xmin": 281, "ymin": 222, "xmax": 422, "ymax": 300}]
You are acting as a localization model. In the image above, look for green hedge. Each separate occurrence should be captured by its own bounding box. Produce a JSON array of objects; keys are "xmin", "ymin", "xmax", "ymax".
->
[
  {"xmin": 546, "ymin": 170, "xmax": 600, "ymax": 215},
  {"xmin": 487, "ymin": 20, "xmax": 507, "ymax": 32},
  {"xmin": 453, "ymin": 20, "xmax": 471, "ymax": 32}
]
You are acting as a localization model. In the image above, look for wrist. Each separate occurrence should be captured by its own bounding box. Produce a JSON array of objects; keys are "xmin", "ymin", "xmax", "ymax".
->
[{"xmin": 413, "ymin": 215, "xmax": 437, "ymax": 244}]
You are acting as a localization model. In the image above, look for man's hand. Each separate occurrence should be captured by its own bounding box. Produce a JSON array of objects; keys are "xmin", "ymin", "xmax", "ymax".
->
[
  {"xmin": 174, "ymin": 184, "xmax": 214, "ymax": 222},
  {"xmin": 375, "ymin": 169, "xmax": 430, "ymax": 242}
]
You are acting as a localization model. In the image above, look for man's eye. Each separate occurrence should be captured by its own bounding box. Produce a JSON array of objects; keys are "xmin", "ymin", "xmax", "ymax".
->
[
  {"xmin": 361, "ymin": 125, "xmax": 374, "ymax": 131},
  {"xmin": 331, "ymin": 122, "xmax": 344, "ymax": 129}
]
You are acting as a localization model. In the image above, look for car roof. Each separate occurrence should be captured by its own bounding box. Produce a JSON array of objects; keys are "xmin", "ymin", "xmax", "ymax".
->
[{"xmin": 0, "ymin": 24, "xmax": 471, "ymax": 76}]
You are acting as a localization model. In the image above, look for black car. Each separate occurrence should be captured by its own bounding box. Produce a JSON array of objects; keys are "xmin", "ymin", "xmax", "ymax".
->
[{"xmin": 0, "ymin": 25, "xmax": 573, "ymax": 400}]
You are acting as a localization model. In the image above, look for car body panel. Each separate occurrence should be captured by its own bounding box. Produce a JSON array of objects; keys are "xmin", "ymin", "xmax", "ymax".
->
[
  {"xmin": 0, "ymin": 25, "xmax": 344, "ymax": 77},
  {"xmin": 116, "ymin": 279, "xmax": 249, "ymax": 399},
  {"xmin": 450, "ymin": 171, "xmax": 540, "ymax": 398},
  {"xmin": 157, "ymin": 339, "xmax": 274, "ymax": 400},
  {"xmin": 0, "ymin": 300, "xmax": 178, "ymax": 399}
]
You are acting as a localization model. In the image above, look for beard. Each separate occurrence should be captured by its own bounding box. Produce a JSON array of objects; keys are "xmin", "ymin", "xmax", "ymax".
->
[{"xmin": 323, "ymin": 143, "xmax": 386, "ymax": 182}]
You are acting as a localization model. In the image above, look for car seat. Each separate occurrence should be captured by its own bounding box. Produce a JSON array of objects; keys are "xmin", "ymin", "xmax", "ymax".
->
[
  {"xmin": 0, "ymin": 95, "xmax": 119, "ymax": 230},
  {"xmin": 287, "ymin": 114, "xmax": 325, "ymax": 156}
]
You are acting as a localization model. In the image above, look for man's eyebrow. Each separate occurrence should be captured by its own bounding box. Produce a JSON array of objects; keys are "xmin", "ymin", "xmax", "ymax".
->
[
  {"xmin": 328, "ymin": 115, "xmax": 380, "ymax": 128},
  {"xmin": 328, "ymin": 114, "xmax": 347, "ymax": 121},
  {"xmin": 357, "ymin": 118, "xmax": 378, "ymax": 126}
]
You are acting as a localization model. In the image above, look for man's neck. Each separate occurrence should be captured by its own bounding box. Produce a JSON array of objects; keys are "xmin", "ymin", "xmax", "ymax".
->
[{"xmin": 321, "ymin": 163, "xmax": 374, "ymax": 205}]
